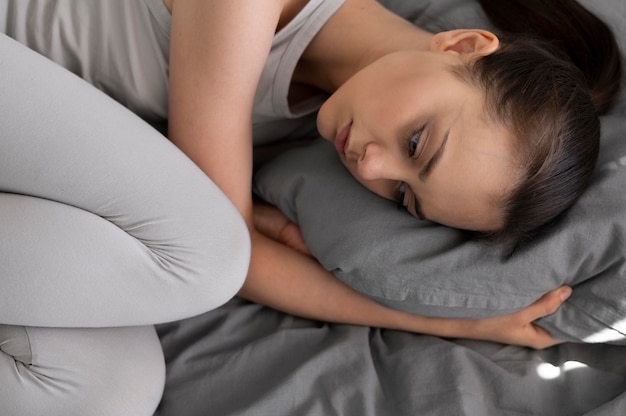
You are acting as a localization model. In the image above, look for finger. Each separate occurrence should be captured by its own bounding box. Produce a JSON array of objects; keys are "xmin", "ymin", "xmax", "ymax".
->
[
  {"xmin": 279, "ymin": 223, "xmax": 311, "ymax": 255},
  {"xmin": 525, "ymin": 285, "xmax": 572, "ymax": 321},
  {"xmin": 253, "ymin": 203, "xmax": 290, "ymax": 241}
]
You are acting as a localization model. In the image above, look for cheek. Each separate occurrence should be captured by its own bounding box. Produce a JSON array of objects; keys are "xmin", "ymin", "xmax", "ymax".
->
[
  {"xmin": 316, "ymin": 101, "xmax": 333, "ymax": 140},
  {"xmin": 345, "ymin": 66, "xmax": 409, "ymax": 116}
]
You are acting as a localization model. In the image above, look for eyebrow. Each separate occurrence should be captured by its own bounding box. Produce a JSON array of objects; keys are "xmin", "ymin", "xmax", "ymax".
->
[
  {"xmin": 409, "ymin": 128, "xmax": 450, "ymax": 221},
  {"xmin": 419, "ymin": 128, "xmax": 450, "ymax": 182}
]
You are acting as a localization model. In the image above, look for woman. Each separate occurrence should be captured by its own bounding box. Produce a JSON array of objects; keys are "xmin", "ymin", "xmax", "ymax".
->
[
  {"xmin": 0, "ymin": 0, "xmax": 621, "ymax": 415},
  {"xmin": 163, "ymin": 0, "xmax": 620, "ymax": 340}
]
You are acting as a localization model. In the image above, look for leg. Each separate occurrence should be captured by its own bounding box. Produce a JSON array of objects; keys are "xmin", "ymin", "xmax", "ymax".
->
[
  {"xmin": 0, "ymin": 25, "xmax": 247, "ymax": 416},
  {"xmin": 0, "ymin": 324, "xmax": 165, "ymax": 416},
  {"xmin": 0, "ymin": 33, "xmax": 250, "ymax": 327}
]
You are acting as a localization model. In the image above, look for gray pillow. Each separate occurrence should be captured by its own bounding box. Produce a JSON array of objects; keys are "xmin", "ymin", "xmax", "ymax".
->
[{"xmin": 254, "ymin": 0, "xmax": 626, "ymax": 344}]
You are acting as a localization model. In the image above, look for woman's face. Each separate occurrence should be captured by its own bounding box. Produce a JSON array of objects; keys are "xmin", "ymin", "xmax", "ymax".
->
[{"xmin": 317, "ymin": 49, "xmax": 518, "ymax": 232}]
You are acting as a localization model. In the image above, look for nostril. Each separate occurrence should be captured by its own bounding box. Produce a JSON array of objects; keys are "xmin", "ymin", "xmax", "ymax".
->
[
  {"xmin": 360, "ymin": 141, "xmax": 378, "ymax": 162},
  {"xmin": 358, "ymin": 146, "xmax": 367, "ymax": 162}
]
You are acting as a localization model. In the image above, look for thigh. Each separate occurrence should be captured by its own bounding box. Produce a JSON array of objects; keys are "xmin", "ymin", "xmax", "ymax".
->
[
  {"xmin": 0, "ymin": 324, "xmax": 165, "ymax": 416},
  {"xmin": 0, "ymin": 33, "xmax": 250, "ymax": 327}
]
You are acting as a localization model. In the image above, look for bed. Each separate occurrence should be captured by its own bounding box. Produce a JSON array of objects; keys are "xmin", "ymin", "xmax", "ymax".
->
[{"xmin": 154, "ymin": 0, "xmax": 626, "ymax": 415}]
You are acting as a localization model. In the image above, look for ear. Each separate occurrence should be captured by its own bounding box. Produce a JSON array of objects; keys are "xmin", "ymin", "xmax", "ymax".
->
[{"xmin": 430, "ymin": 29, "xmax": 499, "ymax": 57}]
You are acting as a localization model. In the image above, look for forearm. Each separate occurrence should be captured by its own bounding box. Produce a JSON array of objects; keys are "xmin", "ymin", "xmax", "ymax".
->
[
  {"xmin": 240, "ymin": 230, "xmax": 568, "ymax": 349},
  {"xmin": 239, "ymin": 231, "xmax": 473, "ymax": 337}
]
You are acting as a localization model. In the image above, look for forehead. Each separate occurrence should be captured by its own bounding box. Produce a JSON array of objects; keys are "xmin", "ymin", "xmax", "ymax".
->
[{"xmin": 413, "ymin": 95, "xmax": 518, "ymax": 231}]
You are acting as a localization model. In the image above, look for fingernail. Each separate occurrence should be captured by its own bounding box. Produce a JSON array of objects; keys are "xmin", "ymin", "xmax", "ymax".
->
[{"xmin": 560, "ymin": 287, "xmax": 572, "ymax": 301}]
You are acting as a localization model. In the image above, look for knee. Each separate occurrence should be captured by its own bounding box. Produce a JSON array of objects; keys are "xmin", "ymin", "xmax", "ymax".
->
[
  {"xmin": 175, "ymin": 204, "xmax": 251, "ymax": 314},
  {"xmin": 0, "ymin": 325, "xmax": 165, "ymax": 416}
]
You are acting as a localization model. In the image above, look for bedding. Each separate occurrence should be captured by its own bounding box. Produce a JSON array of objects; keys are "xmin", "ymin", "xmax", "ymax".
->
[
  {"xmin": 156, "ymin": 0, "xmax": 626, "ymax": 415},
  {"xmin": 157, "ymin": 298, "xmax": 626, "ymax": 416}
]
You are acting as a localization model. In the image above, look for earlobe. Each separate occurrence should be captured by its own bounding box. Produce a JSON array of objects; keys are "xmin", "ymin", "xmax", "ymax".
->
[{"xmin": 430, "ymin": 29, "xmax": 499, "ymax": 57}]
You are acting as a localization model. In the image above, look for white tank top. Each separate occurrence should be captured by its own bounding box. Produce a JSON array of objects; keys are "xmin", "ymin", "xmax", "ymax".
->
[{"xmin": 0, "ymin": 0, "xmax": 345, "ymax": 144}]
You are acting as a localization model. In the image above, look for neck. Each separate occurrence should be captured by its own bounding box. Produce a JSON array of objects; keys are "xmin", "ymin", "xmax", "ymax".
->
[{"xmin": 294, "ymin": 0, "xmax": 434, "ymax": 92}]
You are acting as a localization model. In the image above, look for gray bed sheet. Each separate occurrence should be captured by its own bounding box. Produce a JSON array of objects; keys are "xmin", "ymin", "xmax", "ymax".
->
[
  {"xmin": 156, "ymin": 299, "xmax": 626, "ymax": 416},
  {"xmin": 155, "ymin": 0, "xmax": 626, "ymax": 415}
]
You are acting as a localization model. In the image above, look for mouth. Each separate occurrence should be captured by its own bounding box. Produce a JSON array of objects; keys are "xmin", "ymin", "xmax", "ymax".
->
[{"xmin": 334, "ymin": 122, "xmax": 352, "ymax": 156}]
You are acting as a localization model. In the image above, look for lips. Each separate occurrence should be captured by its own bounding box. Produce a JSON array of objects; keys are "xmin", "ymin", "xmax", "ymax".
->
[{"xmin": 334, "ymin": 122, "xmax": 352, "ymax": 156}]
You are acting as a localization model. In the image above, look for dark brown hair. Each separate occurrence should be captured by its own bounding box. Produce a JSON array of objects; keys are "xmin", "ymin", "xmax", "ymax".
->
[{"xmin": 468, "ymin": 0, "xmax": 622, "ymax": 244}]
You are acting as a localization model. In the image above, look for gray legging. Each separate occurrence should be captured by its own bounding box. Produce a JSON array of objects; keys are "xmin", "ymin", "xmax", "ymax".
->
[{"xmin": 0, "ymin": 34, "xmax": 250, "ymax": 415}]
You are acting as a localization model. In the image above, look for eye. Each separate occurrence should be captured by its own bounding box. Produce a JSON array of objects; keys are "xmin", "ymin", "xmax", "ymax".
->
[
  {"xmin": 395, "ymin": 182, "xmax": 407, "ymax": 203},
  {"xmin": 405, "ymin": 128, "xmax": 423, "ymax": 157},
  {"xmin": 395, "ymin": 182, "xmax": 425, "ymax": 220}
]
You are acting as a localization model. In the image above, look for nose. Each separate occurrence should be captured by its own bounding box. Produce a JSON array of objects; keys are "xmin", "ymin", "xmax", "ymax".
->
[{"xmin": 357, "ymin": 141, "xmax": 395, "ymax": 181}]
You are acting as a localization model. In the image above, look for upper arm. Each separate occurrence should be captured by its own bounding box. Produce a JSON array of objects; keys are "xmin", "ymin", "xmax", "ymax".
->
[{"xmin": 167, "ymin": 0, "xmax": 283, "ymax": 224}]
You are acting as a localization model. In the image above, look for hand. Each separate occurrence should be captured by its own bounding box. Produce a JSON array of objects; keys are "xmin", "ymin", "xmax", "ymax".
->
[
  {"xmin": 471, "ymin": 286, "xmax": 572, "ymax": 349},
  {"xmin": 253, "ymin": 199, "xmax": 310, "ymax": 255}
]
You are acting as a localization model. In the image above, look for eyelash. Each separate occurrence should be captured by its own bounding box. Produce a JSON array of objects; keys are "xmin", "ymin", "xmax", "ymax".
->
[
  {"xmin": 397, "ymin": 126, "xmax": 424, "ymax": 202},
  {"xmin": 396, "ymin": 126, "xmax": 426, "ymax": 219},
  {"xmin": 395, "ymin": 183, "xmax": 425, "ymax": 220},
  {"xmin": 395, "ymin": 182, "xmax": 407, "ymax": 204},
  {"xmin": 404, "ymin": 127, "xmax": 424, "ymax": 158}
]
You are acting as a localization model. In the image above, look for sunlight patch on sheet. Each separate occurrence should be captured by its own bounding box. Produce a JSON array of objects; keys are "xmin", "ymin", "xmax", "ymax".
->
[
  {"xmin": 536, "ymin": 361, "xmax": 588, "ymax": 380},
  {"xmin": 583, "ymin": 318, "xmax": 626, "ymax": 343}
]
